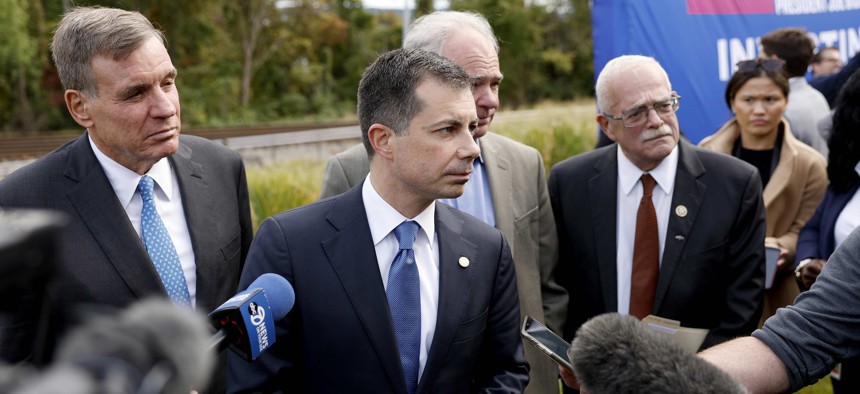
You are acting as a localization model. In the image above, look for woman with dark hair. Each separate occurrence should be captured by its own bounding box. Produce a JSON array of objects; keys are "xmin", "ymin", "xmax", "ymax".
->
[
  {"xmin": 795, "ymin": 69, "xmax": 860, "ymax": 394},
  {"xmin": 700, "ymin": 58, "xmax": 827, "ymax": 325}
]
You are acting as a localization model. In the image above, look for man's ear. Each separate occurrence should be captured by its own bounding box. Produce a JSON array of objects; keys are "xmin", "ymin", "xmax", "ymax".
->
[
  {"xmin": 367, "ymin": 123, "xmax": 395, "ymax": 160},
  {"xmin": 596, "ymin": 115, "xmax": 618, "ymax": 142},
  {"xmin": 65, "ymin": 90, "xmax": 94, "ymax": 128}
]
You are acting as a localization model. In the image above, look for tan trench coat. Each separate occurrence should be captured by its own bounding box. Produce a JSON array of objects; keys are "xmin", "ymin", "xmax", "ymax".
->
[{"xmin": 700, "ymin": 118, "xmax": 827, "ymax": 325}]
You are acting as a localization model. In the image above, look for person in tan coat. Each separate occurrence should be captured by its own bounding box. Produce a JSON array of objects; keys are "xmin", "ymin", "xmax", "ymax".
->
[{"xmin": 700, "ymin": 58, "xmax": 827, "ymax": 325}]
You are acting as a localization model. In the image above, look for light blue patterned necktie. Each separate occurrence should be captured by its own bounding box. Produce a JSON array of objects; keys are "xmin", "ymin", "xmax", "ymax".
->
[
  {"xmin": 387, "ymin": 220, "xmax": 421, "ymax": 394},
  {"xmin": 138, "ymin": 175, "xmax": 191, "ymax": 307}
]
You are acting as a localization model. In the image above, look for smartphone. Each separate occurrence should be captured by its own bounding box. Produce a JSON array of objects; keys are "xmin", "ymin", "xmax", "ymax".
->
[
  {"xmin": 765, "ymin": 246, "xmax": 780, "ymax": 289},
  {"xmin": 520, "ymin": 315, "xmax": 574, "ymax": 372}
]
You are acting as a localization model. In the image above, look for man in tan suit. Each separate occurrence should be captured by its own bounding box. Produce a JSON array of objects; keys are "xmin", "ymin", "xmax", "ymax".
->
[{"xmin": 319, "ymin": 11, "xmax": 567, "ymax": 394}]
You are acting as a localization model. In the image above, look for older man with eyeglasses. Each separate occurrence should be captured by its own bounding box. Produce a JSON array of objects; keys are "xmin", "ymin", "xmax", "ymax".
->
[{"xmin": 549, "ymin": 55, "xmax": 767, "ymax": 391}]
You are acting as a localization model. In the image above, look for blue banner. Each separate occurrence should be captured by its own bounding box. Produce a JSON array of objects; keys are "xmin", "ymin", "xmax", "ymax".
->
[{"xmin": 592, "ymin": 0, "xmax": 860, "ymax": 143}]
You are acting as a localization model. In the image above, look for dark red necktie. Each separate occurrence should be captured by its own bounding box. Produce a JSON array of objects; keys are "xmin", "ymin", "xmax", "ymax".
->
[{"xmin": 630, "ymin": 173, "xmax": 659, "ymax": 320}]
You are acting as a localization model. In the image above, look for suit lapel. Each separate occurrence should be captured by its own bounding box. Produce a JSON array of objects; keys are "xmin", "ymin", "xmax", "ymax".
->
[
  {"xmin": 420, "ymin": 204, "xmax": 474, "ymax": 390},
  {"xmin": 169, "ymin": 140, "xmax": 220, "ymax": 311},
  {"xmin": 654, "ymin": 142, "xmax": 706, "ymax": 310},
  {"xmin": 64, "ymin": 134, "xmax": 165, "ymax": 299},
  {"xmin": 762, "ymin": 130, "xmax": 796, "ymax": 207},
  {"xmin": 322, "ymin": 185, "xmax": 405, "ymax": 393},
  {"xmin": 481, "ymin": 134, "xmax": 513, "ymax": 237},
  {"xmin": 590, "ymin": 148, "xmax": 619, "ymax": 311}
]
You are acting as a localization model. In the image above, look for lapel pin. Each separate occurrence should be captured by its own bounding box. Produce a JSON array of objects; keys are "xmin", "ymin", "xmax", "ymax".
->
[
  {"xmin": 675, "ymin": 235, "xmax": 685, "ymax": 241},
  {"xmin": 675, "ymin": 205, "xmax": 688, "ymax": 218},
  {"xmin": 458, "ymin": 256, "xmax": 470, "ymax": 268}
]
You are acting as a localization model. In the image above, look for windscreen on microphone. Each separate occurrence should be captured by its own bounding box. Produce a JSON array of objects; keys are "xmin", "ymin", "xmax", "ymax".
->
[
  {"xmin": 50, "ymin": 298, "xmax": 214, "ymax": 394},
  {"xmin": 246, "ymin": 273, "xmax": 294, "ymax": 320},
  {"xmin": 569, "ymin": 313, "xmax": 748, "ymax": 394}
]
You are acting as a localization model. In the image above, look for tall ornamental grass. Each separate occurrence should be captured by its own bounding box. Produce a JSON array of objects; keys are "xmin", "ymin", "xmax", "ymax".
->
[{"xmin": 246, "ymin": 159, "xmax": 324, "ymax": 229}]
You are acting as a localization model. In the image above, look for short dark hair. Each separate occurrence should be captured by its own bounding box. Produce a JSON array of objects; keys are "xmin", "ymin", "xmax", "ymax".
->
[
  {"xmin": 357, "ymin": 48, "xmax": 471, "ymax": 157},
  {"xmin": 724, "ymin": 60, "xmax": 790, "ymax": 109},
  {"xmin": 828, "ymin": 68, "xmax": 860, "ymax": 192},
  {"xmin": 51, "ymin": 7, "xmax": 165, "ymax": 97},
  {"xmin": 760, "ymin": 27, "xmax": 814, "ymax": 78},
  {"xmin": 810, "ymin": 46, "xmax": 839, "ymax": 65}
]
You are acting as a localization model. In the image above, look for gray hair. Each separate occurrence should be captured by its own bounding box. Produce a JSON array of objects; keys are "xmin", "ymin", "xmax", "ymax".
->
[
  {"xmin": 404, "ymin": 11, "xmax": 499, "ymax": 55},
  {"xmin": 358, "ymin": 48, "xmax": 471, "ymax": 157},
  {"xmin": 51, "ymin": 7, "xmax": 165, "ymax": 97},
  {"xmin": 595, "ymin": 55, "xmax": 672, "ymax": 115}
]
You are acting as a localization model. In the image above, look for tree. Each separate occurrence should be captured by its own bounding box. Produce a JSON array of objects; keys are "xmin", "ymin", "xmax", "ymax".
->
[
  {"xmin": 416, "ymin": 0, "xmax": 434, "ymax": 18},
  {"xmin": 0, "ymin": 0, "xmax": 50, "ymax": 132},
  {"xmin": 450, "ymin": 0, "xmax": 593, "ymax": 106},
  {"xmin": 223, "ymin": 0, "xmax": 284, "ymax": 107},
  {"xmin": 0, "ymin": 0, "xmax": 595, "ymax": 133}
]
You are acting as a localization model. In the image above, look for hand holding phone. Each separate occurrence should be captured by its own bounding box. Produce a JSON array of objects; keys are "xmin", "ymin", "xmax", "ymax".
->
[{"xmin": 520, "ymin": 315, "xmax": 574, "ymax": 372}]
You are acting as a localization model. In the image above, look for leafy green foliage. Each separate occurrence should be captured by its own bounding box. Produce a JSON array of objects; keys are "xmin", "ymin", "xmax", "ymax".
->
[
  {"xmin": 0, "ymin": 0, "xmax": 56, "ymax": 132},
  {"xmin": 451, "ymin": 0, "xmax": 594, "ymax": 108},
  {"xmin": 6, "ymin": 0, "xmax": 595, "ymax": 133}
]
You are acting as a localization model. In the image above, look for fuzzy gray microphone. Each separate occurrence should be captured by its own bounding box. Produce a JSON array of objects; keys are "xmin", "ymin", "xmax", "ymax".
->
[
  {"xmin": 12, "ymin": 298, "xmax": 214, "ymax": 394},
  {"xmin": 569, "ymin": 313, "xmax": 748, "ymax": 394}
]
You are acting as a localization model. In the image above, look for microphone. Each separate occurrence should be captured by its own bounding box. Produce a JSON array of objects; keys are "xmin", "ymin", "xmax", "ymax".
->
[
  {"xmin": 209, "ymin": 273, "xmax": 294, "ymax": 361},
  {"xmin": 568, "ymin": 313, "xmax": 748, "ymax": 394},
  {"xmin": 7, "ymin": 298, "xmax": 214, "ymax": 394}
]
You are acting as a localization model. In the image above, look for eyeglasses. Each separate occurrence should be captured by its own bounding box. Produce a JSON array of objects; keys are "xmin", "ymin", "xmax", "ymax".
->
[
  {"xmin": 736, "ymin": 58, "xmax": 785, "ymax": 73},
  {"xmin": 603, "ymin": 94, "xmax": 681, "ymax": 128}
]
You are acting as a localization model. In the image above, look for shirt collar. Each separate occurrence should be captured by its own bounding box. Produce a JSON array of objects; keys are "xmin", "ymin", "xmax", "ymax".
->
[
  {"xmin": 88, "ymin": 135, "xmax": 175, "ymax": 208},
  {"xmin": 362, "ymin": 176, "xmax": 436, "ymax": 248},
  {"xmin": 617, "ymin": 143, "xmax": 678, "ymax": 196},
  {"xmin": 789, "ymin": 76, "xmax": 808, "ymax": 87},
  {"xmin": 474, "ymin": 137, "xmax": 484, "ymax": 164}
]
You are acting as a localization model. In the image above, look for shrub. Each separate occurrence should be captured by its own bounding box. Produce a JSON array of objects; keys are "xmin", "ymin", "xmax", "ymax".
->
[{"xmin": 246, "ymin": 159, "xmax": 324, "ymax": 230}]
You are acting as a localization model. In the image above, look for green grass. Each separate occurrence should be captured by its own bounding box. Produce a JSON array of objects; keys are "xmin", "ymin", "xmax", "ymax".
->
[
  {"xmin": 492, "ymin": 100, "xmax": 598, "ymax": 173},
  {"xmin": 246, "ymin": 159, "xmax": 324, "ymax": 230},
  {"xmin": 797, "ymin": 376, "xmax": 833, "ymax": 394}
]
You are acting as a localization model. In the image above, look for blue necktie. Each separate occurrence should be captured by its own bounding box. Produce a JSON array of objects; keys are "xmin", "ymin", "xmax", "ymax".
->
[
  {"xmin": 387, "ymin": 220, "xmax": 421, "ymax": 394},
  {"xmin": 138, "ymin": 175, "xmax": 191, "ymax": 307}
]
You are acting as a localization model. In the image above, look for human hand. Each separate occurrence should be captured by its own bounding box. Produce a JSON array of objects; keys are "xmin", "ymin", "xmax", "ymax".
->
[
  {"xmin": 798, "ymin": 258, "xmax": 826, "ymax": 289},
  {"xmin": 765, "ymin": 243, "xmax": 789, "ymax": 270},
  {"xmin": 560, "ymin": 366, "xmax": 585, "ymax": 392}
]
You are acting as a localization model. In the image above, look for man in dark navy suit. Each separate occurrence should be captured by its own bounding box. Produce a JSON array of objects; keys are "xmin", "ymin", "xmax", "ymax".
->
[{"xmin": 228, "ymin": 48, "xmax": 528, "ymax": 393}]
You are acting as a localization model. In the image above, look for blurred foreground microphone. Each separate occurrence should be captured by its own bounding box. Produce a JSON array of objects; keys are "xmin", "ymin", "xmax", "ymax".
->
[
  {"xmin": 0, "ymin": 209, "xmax": 67, "ymax": 364},
  {"xmin": 569, "ymin": 314, "xmax": 748, "ymax": 394},
  {"xmin": 0, "ymin": 209, "xmax": 65, "ymax": 302},
  {"xmin": 9, "ymin": 298, "xmax": 213, "ymax": 394},
  {"xmin": 209, "ymin": 273, "xmax": 295, "ymax": 361}
]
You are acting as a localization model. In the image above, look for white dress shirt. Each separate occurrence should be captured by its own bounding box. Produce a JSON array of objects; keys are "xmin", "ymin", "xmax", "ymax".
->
[
  {"xmin": 615, "ymin": 144, "xmax": 678, "ymax": 315},
  {"xmin": 438, "ymin": 139, "xmax": 496, "ymax": 227},
  {"xmin": 362, "ymin": 176, "xmax": 439, "ymax": 382},
  {"xmin": 89, "ymin": 136, "xmax": 197, "ymax": 307},
  {"xmin": 834, "ymin": 161, "xmax": 860, "ymax": 247}
]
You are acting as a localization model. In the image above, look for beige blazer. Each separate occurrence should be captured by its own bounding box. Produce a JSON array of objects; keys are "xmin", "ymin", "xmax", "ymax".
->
[
  {"xmin": 319, "ymin": 132, "xmax": 566, "ymax": 394},
  {"xmin": 700, "ymin": 119, "xmax": 827, "ymax": 322}
]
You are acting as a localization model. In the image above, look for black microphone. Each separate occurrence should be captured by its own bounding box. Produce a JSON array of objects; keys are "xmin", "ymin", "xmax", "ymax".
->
[
  {"xmin": 209, "ymin": 273, "xmax": 294, "ymax": 361},
  {"xmin": 8, "ymin": 298, "xmax": 214, "ymax": 394},
  {"xmin": 569, "ymin": 313, "xmax": 747, "ymax": 394}
]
